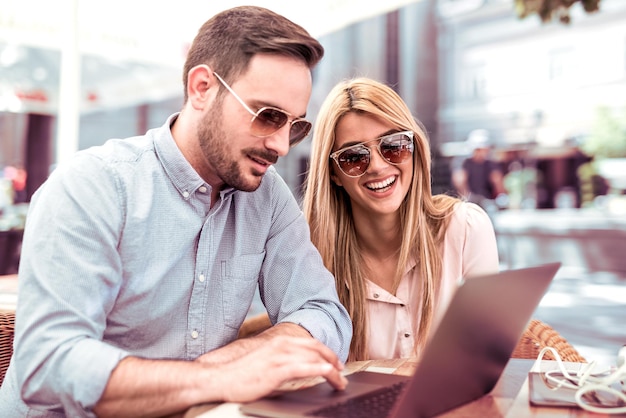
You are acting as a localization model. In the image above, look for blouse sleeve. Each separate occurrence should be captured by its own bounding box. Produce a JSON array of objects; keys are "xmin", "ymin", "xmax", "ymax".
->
[{"xmin": 460, "ymin": 202, "xmax": 500, "ymax": 278}]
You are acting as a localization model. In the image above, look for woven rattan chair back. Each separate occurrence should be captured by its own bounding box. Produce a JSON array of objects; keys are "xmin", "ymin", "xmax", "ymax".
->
[
  {"xmin": 0, "ymin": 310, "xmax": 15, "ymax": 385},
  {"xmin": 512, "ymin": 318, "xmax": 586, "ymax": 363}
]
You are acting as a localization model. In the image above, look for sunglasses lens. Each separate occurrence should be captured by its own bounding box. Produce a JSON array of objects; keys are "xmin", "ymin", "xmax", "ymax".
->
[
  {"xmin": 380, "ymin": 134, "xmax": 414, "ymax": 164},
  {"xmin": 289, "ymin": 120, "xmax": 312, "ymax": 146},
  {"xmin": 252, "ymin": 108, "xmax": 289, "ymax": 136},
  {"xmin": 332, "ymin": 132, "xmax": 414, "ymax": 177},
  {"xmin": 338, "ymin": 146, "xmax": 370, "ymax": 176}
]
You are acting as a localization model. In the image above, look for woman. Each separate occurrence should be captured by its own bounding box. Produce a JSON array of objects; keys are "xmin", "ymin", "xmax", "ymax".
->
[{"xmin": 301, "ymin": 78, "xmax": 499, "ymax": 361}]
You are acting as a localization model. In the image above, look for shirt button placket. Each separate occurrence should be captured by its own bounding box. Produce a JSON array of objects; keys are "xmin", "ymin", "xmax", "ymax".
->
[{"xmin": 187, "ymin": 270, "xmax": 207, "ymax": 358}]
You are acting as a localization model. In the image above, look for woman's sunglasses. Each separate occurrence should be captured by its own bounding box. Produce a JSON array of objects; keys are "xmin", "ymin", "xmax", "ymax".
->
[
  {"xmin": 213, "ymin": 72, "xmax": 312, "ymax": 147},
  {"xmin": 329, "ymin": 131, "xmax": 415, "ymax": 178}
]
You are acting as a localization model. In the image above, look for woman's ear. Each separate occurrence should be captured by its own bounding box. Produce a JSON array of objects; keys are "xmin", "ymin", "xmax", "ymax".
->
[
  {"xmin": 187, "ymin": 64, "xmax": 216, "ymax": 110},
  {"xmin": 330, "ymin": 172, "xmax": 343, "ymax": 187}
]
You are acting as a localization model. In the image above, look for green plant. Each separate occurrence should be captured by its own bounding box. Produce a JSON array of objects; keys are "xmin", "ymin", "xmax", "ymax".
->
[{"xmin": 582, "ymin": 107, "xmax": 626, "ymax": 159}]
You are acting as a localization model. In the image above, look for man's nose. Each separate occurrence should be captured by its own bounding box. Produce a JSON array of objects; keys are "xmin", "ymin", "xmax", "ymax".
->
[{"xmin": 263, "ymin": 124, "xmax": 290, "ymax": 157}]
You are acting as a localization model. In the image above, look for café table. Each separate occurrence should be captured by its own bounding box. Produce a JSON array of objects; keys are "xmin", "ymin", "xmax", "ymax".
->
[{"xmin": 184, "ymin": 357, "xmax": 599, "ymax": 417}]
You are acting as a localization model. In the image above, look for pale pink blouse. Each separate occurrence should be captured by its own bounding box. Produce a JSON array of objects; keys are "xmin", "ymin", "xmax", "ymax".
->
[{"xmin": 365, "ymin": 202, "xmax": 499, "ymax": 360}]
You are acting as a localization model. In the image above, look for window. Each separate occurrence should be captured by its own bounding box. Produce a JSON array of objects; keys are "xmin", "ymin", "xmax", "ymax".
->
[
  {"xmin": 549, "ymin": 48, "xmax": 574, "ymax": 81},
  {"xmin": 462, "ymin": 63, "xmax": 487, "ymax": 100}
]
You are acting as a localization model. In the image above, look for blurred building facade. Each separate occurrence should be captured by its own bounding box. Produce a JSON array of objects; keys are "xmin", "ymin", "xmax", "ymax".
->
[
  {"xmin": 1, "ymin": 0, "xmax": 626, "ymax": 204},
  {"xmin": 437, "ymin": 0, "xmax": 626, "ymax": 145},
  {"xmin": 435, "ymin": 0, "xmax": 626, "ymax": 208}
]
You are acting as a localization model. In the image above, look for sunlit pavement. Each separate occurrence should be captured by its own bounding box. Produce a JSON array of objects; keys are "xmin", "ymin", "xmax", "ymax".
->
[
  {"xmin": 531, "ymin": 265, "xmax": 626, "ymax": 367},
  {"xmin": 491, "ymin": 208, "xmax": 626, "ymax": 367}
]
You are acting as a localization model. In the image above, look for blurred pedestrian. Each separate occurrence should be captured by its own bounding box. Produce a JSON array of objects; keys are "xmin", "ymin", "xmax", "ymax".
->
[
  {"xmin": 451, "ymin": 129, "xmax": 507, "ymax": 210},
  {"xmin": 2, "ymin": 165, "xmax": 27, "ymax": 203}
]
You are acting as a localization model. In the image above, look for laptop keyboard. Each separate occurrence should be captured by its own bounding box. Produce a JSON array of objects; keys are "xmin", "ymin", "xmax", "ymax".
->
[{"xmin": 307, "ymin": 381, "xmax": 408, "ymax": 418}]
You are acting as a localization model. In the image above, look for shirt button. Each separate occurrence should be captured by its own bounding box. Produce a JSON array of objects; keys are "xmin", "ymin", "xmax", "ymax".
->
[
  {"xmin": 373, "ymin": 293, "xmax": 379, "ymax": 298},
  {"xmin": 199, "ymin": 186, "xmax": 207, "ymax": 193},
  {"xmin": 404, "ymin": 333, "xmax": 411, "ymax": 338},
  {"xmin": 182, "ymin": 191, "xmax": 190, "ymax": 198},
  {"xmin": 198, "ymin": 274, "xmax": 205, "ymax": 283},
  {"xmin": 191, "ymin": 330, "xmax": 199, "ymax": 339}
]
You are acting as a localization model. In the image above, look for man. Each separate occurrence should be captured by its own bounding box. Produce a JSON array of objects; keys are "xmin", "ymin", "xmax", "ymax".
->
[
  {"xmin": 451, "ymin": 129, "xmax": 507, "ymax": 208},
  {"xmin": 0, "ymin": 6, "xmax": 352, "ymax": 417}
]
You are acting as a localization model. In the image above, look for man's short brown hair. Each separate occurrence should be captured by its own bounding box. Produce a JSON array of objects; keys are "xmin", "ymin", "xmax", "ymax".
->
[{"xmin": 182, "ymin": 6, "xmax": 324, "ymax": 101}]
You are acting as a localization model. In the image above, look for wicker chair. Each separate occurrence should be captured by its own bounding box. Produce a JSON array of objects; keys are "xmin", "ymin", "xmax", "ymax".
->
[
  {"xmin": 0, "ymin": 310, "xmax": 15, "ymax": 385},
  {"xmin": 512, "ymin": 318, "xmax": 586, "ymax": 363}
]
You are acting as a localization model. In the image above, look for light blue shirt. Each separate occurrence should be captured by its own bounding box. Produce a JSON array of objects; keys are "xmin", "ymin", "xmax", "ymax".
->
[{"xmin": 0, "ymin": 114, "xmax": 352, "ymax": 417}]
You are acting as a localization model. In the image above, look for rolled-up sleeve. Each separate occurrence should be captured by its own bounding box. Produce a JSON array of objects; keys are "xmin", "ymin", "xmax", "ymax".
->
[{"xmin": 15, "ymin": 154, "xmax": 129, "ymax": 415}]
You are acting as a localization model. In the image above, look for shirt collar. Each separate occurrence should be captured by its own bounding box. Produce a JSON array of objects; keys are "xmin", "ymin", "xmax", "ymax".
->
[{"xmin": 153, "ymin": 113, "xmax": 237, "ymax": 201}]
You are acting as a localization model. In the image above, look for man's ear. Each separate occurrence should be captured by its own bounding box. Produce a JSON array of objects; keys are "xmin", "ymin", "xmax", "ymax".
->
[{"xmin": 187, "ymin": 64, "xmax": 216, "ymax": 110}]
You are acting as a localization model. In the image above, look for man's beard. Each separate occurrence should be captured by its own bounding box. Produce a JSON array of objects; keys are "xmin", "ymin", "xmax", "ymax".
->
[{"xmin": 197, "ymin": 100, "xmax": 269, "ymax": 192}]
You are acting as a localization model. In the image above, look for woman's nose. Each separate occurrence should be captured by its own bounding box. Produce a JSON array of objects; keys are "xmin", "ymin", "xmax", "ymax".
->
[{"xmin": 366, "ymin": 145, "xmax": 388, "ymax": 172}]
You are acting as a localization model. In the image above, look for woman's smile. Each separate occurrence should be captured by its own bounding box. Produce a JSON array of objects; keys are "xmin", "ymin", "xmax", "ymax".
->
[{"xmin": 364, "ymin": 175, "xmax": 397, "ymax": 193}]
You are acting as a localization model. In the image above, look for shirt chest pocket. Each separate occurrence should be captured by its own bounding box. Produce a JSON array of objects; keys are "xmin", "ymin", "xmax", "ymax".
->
[{"xmin": 221, "ymin": 252, "xmax": 265, "ymax": 329}]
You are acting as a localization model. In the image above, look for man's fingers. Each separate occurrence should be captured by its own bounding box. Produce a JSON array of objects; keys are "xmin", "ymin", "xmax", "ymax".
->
[
  {"xmin": 268, "ymin": 336, "xmax": 344, "ymax": 370},
  {"xmin": 216, "ymin": 335, "xmax": 348, "ymax": 403},
  {"xmin": 273, "ymin": 362, "xmax": 348, "ymax": 391}
]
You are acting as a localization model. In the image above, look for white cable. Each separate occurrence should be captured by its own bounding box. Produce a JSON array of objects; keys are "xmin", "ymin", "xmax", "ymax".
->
[
  {"xmin": 575, "ymin": 384, "xmax": 626, "ymax": 414},
  {"xmin": 532, "ymin": 346, "xmax": 626, "ymax": 414}
]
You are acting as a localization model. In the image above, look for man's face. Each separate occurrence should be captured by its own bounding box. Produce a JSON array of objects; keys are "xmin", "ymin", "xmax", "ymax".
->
[
  {"xmin": 198, "ymin": 54, "xmax": 313, "ymax": 192},
  {"xmin": 472, "ymin": 147, "xmax": 490, "ymax": 162}
]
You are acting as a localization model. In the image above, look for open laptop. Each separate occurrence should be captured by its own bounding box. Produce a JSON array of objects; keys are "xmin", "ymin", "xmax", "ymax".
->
[{"xmin": 240, "ymin": 262, "xmax": 561, "ymax": 418}]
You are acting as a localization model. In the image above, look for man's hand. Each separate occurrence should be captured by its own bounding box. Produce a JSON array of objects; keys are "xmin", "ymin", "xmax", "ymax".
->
[
  {"xmin": 94, "ymin": 324, "xmax": 346, "ymax": 418},
  {"xmin": 197, "ymin": 321, "xmax": 313, "ymax": 364},
  {"xmin": 204, "ymin": 335, "xmax": 347, "ymax": 403}
]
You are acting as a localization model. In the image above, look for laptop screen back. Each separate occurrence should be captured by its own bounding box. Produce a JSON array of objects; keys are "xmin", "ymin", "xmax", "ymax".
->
[
  {"xmin": 240, "ymin": 262, "xmax": 561, "ymax": 418},
  {"xmin": 390, "ymin": 262, "xmax": 560, "ymax": 417}
]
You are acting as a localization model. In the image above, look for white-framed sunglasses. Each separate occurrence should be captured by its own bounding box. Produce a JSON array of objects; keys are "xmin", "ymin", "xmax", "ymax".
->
[
  {"xmin": 329, "ymin": 131, "xmax": 415, "ymax": 177},
  {"xmin": 213, "ymin": 72, "xmax": 312, "ymax": 147}
]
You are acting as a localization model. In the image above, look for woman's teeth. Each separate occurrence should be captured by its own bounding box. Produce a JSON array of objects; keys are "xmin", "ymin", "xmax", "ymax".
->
[{"xmin": 366, "ymin": 176, "xmax": 396, "ymax": 191}]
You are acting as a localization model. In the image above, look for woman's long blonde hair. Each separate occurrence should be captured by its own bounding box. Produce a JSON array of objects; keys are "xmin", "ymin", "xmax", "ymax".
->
[{"xmin": 302, "ymin": 78, "xmax": 459, "ymax": 361}]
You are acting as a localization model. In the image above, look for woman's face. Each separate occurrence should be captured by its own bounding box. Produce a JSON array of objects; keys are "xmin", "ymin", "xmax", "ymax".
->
[{"xmin": 331, "ymin": 112, "xmax": 414, "ymax": 219}]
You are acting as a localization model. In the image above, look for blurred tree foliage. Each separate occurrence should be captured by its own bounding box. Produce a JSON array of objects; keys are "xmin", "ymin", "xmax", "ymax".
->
[
  {"xmin": 515, "ymin": 0, "xmax": 601, "ymax": 24},
  {"xmin": 577, "ymin": 108, "xmax": 626, "ymax": 206},
  {"xmin": 582, "ymin": 107, "xmax": 626, "ymax": 159}
]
